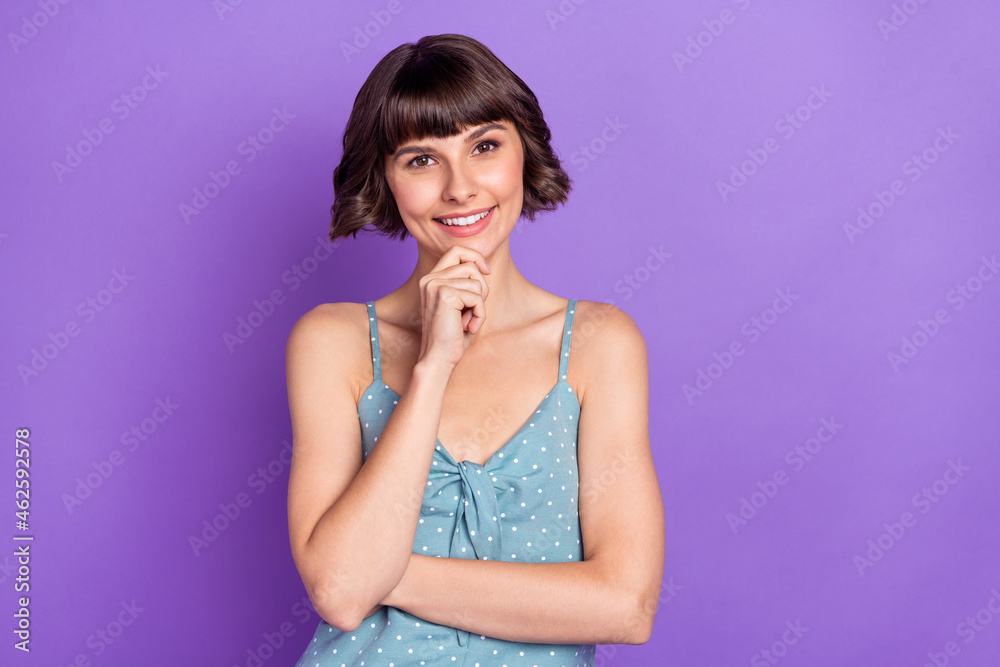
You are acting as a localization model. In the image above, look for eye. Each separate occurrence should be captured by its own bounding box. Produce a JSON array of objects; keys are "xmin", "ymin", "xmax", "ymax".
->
[
  {"xmin": 407, "ymin": 154, "xmax": 435, "ymax": 169},
  {"xmin": 473, "ymin": 140, "xmax": 500, "ymax": 154}
]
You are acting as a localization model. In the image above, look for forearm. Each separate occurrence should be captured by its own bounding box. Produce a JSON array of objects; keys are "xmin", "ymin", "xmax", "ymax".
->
[
  {"xmin": 382, "ymin": 553, "xmax": 636, "ymax": 645},
  {"xmin": 304, "ymin": 360, "xmax": 452, "ymax": 625}
]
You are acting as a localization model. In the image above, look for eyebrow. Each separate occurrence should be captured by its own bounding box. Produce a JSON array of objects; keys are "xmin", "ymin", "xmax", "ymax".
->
[{"xmin": 391, "ymin": 123, "xmax": 508, "ymax": 161}]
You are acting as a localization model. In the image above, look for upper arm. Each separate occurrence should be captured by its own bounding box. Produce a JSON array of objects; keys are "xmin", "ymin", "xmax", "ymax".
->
[
  {"xmin": 285, "ymin": 303, "xmax": 365, "ymax": 582},
  {"xmin": 575, "ymin": 302, "xmax": 665, "ymax": 641}
]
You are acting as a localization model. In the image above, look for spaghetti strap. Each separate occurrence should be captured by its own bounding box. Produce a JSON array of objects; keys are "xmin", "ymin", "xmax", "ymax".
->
[
  {"xmin": 559, "ymin": 299, "xmax": 577, "ymax": 381},
  {"xmin": 365, "ymin": 301, "xmax": 381, "ymax": 381}
]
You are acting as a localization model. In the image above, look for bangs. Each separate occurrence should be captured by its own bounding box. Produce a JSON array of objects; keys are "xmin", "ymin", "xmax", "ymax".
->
[{"xmin": 379, "ymin": 54, "xmax": 520, "ymax": 157}]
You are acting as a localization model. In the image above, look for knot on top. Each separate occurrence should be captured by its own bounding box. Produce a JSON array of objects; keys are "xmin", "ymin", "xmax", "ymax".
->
[{"xmin": 450, "ymin": 461, "xmax": 503, "ymax": 563}]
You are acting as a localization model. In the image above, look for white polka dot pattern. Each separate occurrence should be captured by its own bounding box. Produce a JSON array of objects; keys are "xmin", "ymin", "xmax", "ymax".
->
[{"xmin": 293, "ymin": 300, "xmax": 595, "ymax": 666}]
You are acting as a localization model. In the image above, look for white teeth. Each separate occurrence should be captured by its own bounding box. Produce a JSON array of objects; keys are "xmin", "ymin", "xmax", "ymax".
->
[{"xmin": 437, "ymin": 207, "xmax": 492, "ymax": 226}]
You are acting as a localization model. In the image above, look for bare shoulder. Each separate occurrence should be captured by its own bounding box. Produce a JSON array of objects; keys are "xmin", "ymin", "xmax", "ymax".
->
[
  {"xmin": 286, "ymin": 302, "xmax": 370, "ymax": 403},
  {"xmin": 288, "ymin": 301, "xmax": 365, "ymax": 337},
  {"xmin": 571, "ymin": 300, "xmax": 648, "ymax": 358},
  {"xmin": 287, "ymin": 301, "xmax": 368, "ymax": 349},
  {"xmin": 570, "ymin": 300, "xmax": 648, "ymax": 404}
]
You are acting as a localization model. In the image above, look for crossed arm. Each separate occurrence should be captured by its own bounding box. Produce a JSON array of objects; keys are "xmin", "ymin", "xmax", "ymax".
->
[{"xmin": 368, "ymin": 305, "xmax": 666, "ymax": 645}]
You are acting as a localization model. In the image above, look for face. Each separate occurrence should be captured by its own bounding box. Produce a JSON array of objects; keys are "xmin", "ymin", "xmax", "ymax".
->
[{"xmin": 384, "ymin": 119, "xmax": 525, "ymax": 261}]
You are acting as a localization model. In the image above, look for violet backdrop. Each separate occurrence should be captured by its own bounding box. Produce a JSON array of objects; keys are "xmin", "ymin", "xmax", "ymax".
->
[{"xmin": 2, "ymin": 0, "xmax": 999, "ymax": 665}]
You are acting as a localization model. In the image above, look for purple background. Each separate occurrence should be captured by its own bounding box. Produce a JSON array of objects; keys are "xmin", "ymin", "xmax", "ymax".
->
[{"xmin": 2, "ymin": 1, "xmax": 999, "ymax": 665}]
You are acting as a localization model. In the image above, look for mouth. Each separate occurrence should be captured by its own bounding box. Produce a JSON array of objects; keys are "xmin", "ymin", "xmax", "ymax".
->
[{"xmin": 434, "ymin": 206, "xmax": 496, "ymax": 227}]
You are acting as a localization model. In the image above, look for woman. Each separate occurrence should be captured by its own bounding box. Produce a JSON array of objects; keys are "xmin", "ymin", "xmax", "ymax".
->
[{"xmin": 286, "ymin": 33, "xmax": 665, "ymax": 666}]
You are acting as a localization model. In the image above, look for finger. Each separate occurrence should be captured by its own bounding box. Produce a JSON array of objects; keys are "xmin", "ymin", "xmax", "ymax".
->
[
  {"xmin": 424, "ymin": 277, "xmax": 486, "ymax": 299},
  {"xmin": 430, "ymin": 285, "xmax": 486, "ymax": 324},
  {"xmin": 427, "ymin": 265, "xmax": 489, "ymax": 301},
  {"xmin": 437, "ymin": 245, "xmax": 491, "ymax": 276},
  {"xmin": 465, "ymin": 299, "xmax": 486, "ymax": 334}
]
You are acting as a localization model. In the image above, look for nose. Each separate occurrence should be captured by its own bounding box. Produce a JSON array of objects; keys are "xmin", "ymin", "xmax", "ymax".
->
[{"xmin": 442, "ymin": 159, "xmax": 477, "ymax": 203}]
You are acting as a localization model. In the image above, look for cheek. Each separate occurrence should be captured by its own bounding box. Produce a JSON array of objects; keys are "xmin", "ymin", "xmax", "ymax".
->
[
  {"xmin": 392, "ymin": 181, "xmax": 433, "ymax": 214},
  {"xmin": 487, "ymin": 158, "xmax": 525, "ymax": 198}
]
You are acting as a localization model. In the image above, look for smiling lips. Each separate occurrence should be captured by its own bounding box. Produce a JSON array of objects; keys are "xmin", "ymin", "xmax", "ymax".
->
[{"xmin": 435, "ymin": 206, "xmax": 495, "ymax": 227}]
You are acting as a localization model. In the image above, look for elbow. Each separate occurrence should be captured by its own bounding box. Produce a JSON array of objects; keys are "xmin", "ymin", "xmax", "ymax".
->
[
  {"xmin": 295, "ymin": 543, "xmax": 397, "ymax": 633},
  {"xmin": 623, "ymin": 616, "xmax": 654, "ymax": 646},
  {"xmin": 307, "ymin": 573, "xmax": 364, "ymax": 633},
  {"xmin": 616, "ymin": 585, "xmax": 659, "ymax": 645},
  {"xmin": 597, "ymin": 560, "xmax": 659, "ymax": 645},
  {"xmin": 617, "ymin": 602, "xmax": 654, "ymax": 645},
  {"xmin": 323, "ymin": 605, "xmax": 362, "ymax": 634},
  {"xmin": 321, "ymin": 610, "xmax": 360, "ymax": 634}
]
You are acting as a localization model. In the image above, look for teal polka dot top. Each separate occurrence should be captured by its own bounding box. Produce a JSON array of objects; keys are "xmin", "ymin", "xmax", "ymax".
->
[{"xmin": 295, "ymin": 298, "xmax": 596, "ymax": 666}]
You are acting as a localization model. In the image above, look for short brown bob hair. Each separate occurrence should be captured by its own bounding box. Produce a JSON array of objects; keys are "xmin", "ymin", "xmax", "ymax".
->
[{"xmin": 329, "ymin": 33, "xmax": 571, "ymax": 243}]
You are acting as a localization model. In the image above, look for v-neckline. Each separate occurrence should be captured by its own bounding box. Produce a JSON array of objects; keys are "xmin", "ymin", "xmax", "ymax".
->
[{"xmin": 363, "ymin": 378, "xmax": 579, "ymax": 468}]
